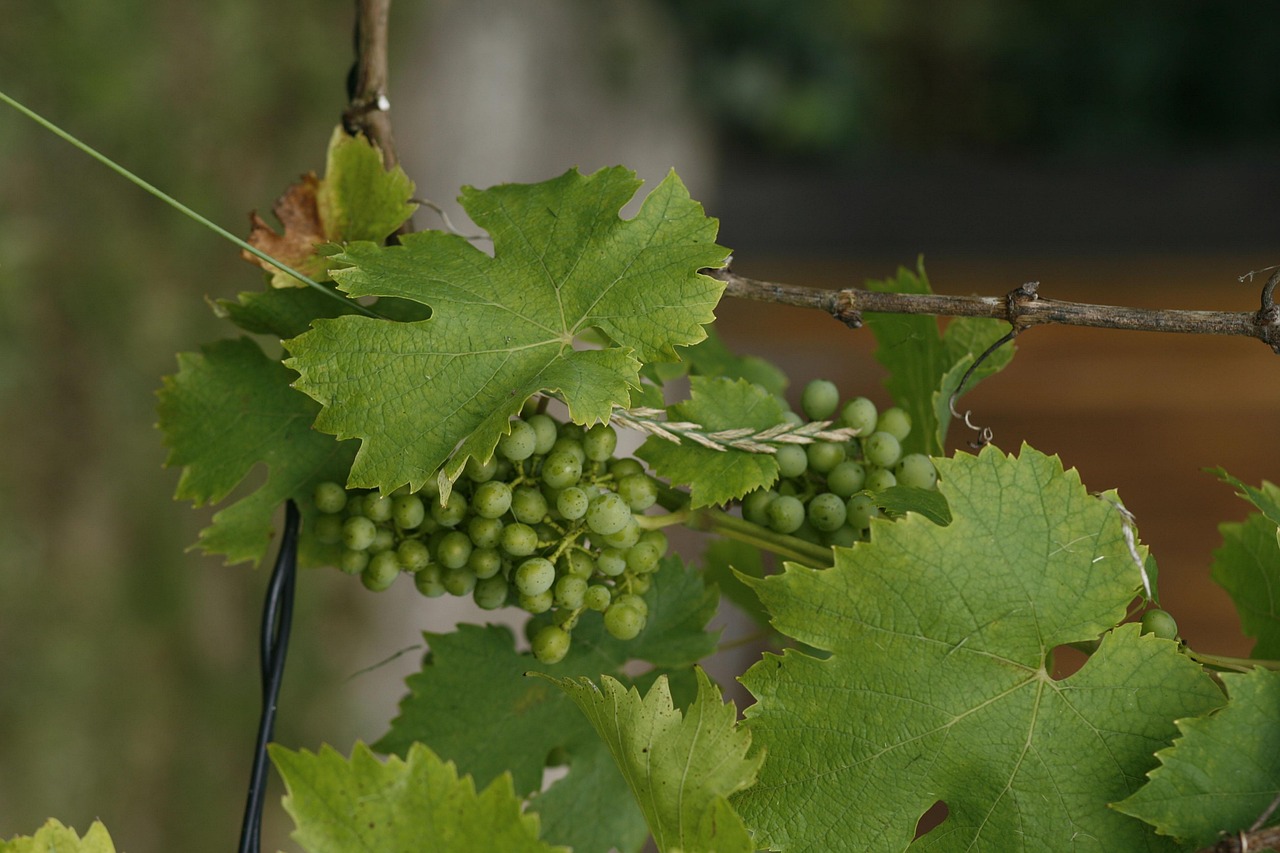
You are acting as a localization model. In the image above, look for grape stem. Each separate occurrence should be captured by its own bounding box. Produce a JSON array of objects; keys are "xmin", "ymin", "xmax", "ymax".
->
[{"xmin": 1183, "ymin": 648, "xmax": 1280, "ymax": 673}]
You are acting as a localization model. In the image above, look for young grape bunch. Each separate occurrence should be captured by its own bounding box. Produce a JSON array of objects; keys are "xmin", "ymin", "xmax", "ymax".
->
[
  {"xmin": 738, "ymin": 382, "xmax": 940, "ymax": 549},
  {"xmin": 310, "ymin": 408, "xmax": 667, "ymax": 664}
]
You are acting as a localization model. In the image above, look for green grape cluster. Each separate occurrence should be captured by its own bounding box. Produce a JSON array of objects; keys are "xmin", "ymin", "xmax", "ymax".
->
[
  {"xmin": 739, "ymin": 380, "xmax": 940, "ymax": 548},
  {"xmin": 310, "ymin": 414, "xmax": 666, "ymax": 664}
]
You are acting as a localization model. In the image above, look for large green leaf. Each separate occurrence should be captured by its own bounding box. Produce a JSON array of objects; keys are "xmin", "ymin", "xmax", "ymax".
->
[
  {"xmin": 1114, "ymin": 667, "xmax": 1280, "ymax": 848},
  {"xmin": 541, "ymin": 668, "xmax": 761, "ymax": 853},
  {"xmin": 1211, "ymin": 487, "xmax": 1280, "ymax": 658},
  {"xmin": 734, "ymin": 445, "xmax": 1224, "ymax": 852},
  {"xmin": 270, "ymin": 742, "xmax": 566, "ymax": 853},
  {"xmin": 0, "ymin": 820, "xmax": 117, "ymax": 853},
  {"xmin": 637, "ymin": 376, "xmax": 787, "ymax": 508},
  {"xmin": 156, "ymin": 336, "xmax": 356, "ymax": 565},
  {"xmin": 285, "ymin": 166, "xmax": 728, "ymax": 493}
]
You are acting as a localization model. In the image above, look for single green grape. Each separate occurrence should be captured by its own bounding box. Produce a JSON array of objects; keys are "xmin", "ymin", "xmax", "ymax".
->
[
  {"xmin": 807, "ymin": 492, "xmax": 848, "ymax": 532},
  {"xmin": 472, "ymin": 575, "xmax": 509, "ymax": 610},
  {"xmin": 362, "ymin": 551, "xmax": 401, "ymax": 591},
  {"xmin": 863, "ymin": 431, "xmax": 903, "ymax": 468},
  {"xmin": 876, "ymin": 407, "xmax": 912, "ymax": 441},
  {"xmin": 561, "ymin": 550, "xmax": 596, "ymax": 579},
  {"xmin": 531, "ymin": 624, "xmax": 572, "ymax": 664},
  {"xmin": 806, "ymin": 440, "xmax": 846, "ymax": 474},
  {"xmin": 397, "ymin": 539, "xmax": 431, "ymax": 572},
  {"xmin": 556, "ymin": 486, "xmax": 589, "ymax": 520},
  {"xmin": 500, "ymin": 523, "xmax": 539, "ymax": 557},
  {"xmin": 617, "ymin": 473, "xmax": 658, "ymax": 511},
  {"xmin": 896, "ymin": 453, "xmax": 939, "ymax": 490},
  {"xmin": 766, "ymin": 495, "xmax": 806, "ymax": 534},
  {"xmin": 626, "ymin": 541, "xmax": 661, "ymax": 573},
  {"xmin": 639, "ymin": 529, "xmax": 668, "ymax": 558},
  {"xmin": 363, "ymin": 494, "xmax": 394, "ymax": 523},
  {"xmin": 583, "ymin": 423, "xmax": 618, "ymax": 462},
  {"xmin": 775, "ymin": 444, "xmax": 809, "ymax": 479},
  {"xmin": 313, "ymin": 481, "xmax": 348, "ymax": 514},
  {"xmin": 498, "ymin": 418, "xmax": 538, "ymax": 462},
  {"xmin": 629, "ymin": 573, "xmax": 652, "ymax": 595},
  {"xmin": 846, "ymin": 493, "xmax": 882, "ymax": 529},
  {"xmin": 514, "ymin": 557, "xmax": 556, "ymax": 597},
  {"xmin": 519, "ymin": 589, "xmax": 554, "ymax": 614},
  {"xmin": 609, "ymin": 458, "xmax": 644, "ymax": 479},
  {"xmin": 369, "ymin": 527, "xmax": 396, "ymax": 554},
  {"xmin": 840, "ymin": 397, "xmax": 878, "ymax": 436},
  {"xmin": 414, "ymin": 565, "xmax": 446, "ymax": 597},
  {"xmin": 586, "ymin": 492, "xmax": 632, "ymax": 536},
  {"xmin": 526, "ymin": 413, "xmax": 560, "ymax": 455},
  {"xmin": 801, "ymin": 378, "xmax": 840, "ymax": 420},
  {"xmin": 864, "ymin": 467, "xmax": 897, "ymax": 492},
  {"xmin": 826, "ymin": 460, "xmax": 867, "ymax": 497},
  {"xmin": 392, "ymin": 494, "xmax": 426, "ymax": 529},
  {"xmin": 431, "ymin": 492, "xmax": 468, "ymax": 528},
  {"xmin": 597, "ymin": 548, "xmax": 628, "ymax": 577},
  {"xmin": 540, "ymin": 451, "xmax": 582, "ymax": 489},
  {"xmin": 472, "ymin": 480, "xmax": 513, "ymax": 519},
  {"xmin": 614, "ymin": 592, "xmax": 649, "ymax": 618},
  {"xmin": 1140, "ymin": 608, "xmax": 1179, "ymax": 640},
  {"xmin": 467, "ymin": 516, "xmax": 504, "ymax": 550},
  {"xmin": 604, "ymin": 602, "xmax": 646, "ymax": 640},
  {"xmin": 600, "ymin": 517, "xmax": 641, "ymax": 549},
  {"xmin": 742, "ymin": 489, "xmax": 777, "ymax": 526},
  {"xmin": 436, "ymin": 531, "xmax": 473, "ymax": 569},
  {"xmin": 554, "ymin": 574, "xmax": 588, "ymax": 609},
  {"xmin": 511, "ymin": 486, "xmax": 548, "ymax": 525},
  {"xmin": 584, "ymin": 584, "xmax": 612, "ymax": 611},
  {"xmin": 339, "ymin": 548, "xmax": 370, "ymax": 575},
  {"xmin": 342, "ymin": 516, "xmax": 378, "ymax": 551},
  {"xmin": 441, "ymin": 567, "xmax": 477, "ymax": 597},
  {"xmin": 467, "ymin": 546, "xmax": 503, "ymax": 579},
  {"xmin": 549, "ymin": 437, "xmax": 586, "ymax": 466},
  {"xmin": 464, "ymin": 454, "xmax": 498, "ymax": 483}
]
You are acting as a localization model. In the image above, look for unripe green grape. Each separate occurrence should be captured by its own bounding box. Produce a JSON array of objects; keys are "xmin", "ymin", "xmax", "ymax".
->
[
  {"xmin": 638, "ymin": 529, "xmax": 669, "ymax": 558},
  {"xmin": 467, "ymin": 546, "xmax": 503, "ymax": 579},
  {"xmin": 597, "ymin": 548, "xmax": 628, "ymax": 577},
  {"xmin": 369, "ymin": 527, "xmax": 396, "ymax": 554},
  {"xmin": 609, "ymin": 458, "xmax": 645, "ymax": 479},
  {"xmin": 342, "ymin": 516, "xmax": 378, "ymax": 551},
  {"xmin": 864, "ymin": 467, "xmax": 897, "ymax": 492},
  {"xmin": 397, "ymin": 539, "xmax": 431, "ymax": 572},
  {"xmin": 392, "ymin": 494, "xmax": 426, "ymax": 529},
  {"xmin": 442, "ymin": 567, "xmax": 477, "ymax": 597},
  {"xmin": 313, "ymin": 513, "xmax": 344, "ymax": 544},
  {"xmin": 563, "ymin": 545, "xmax": 596, "ymax": 578},
  {"xmin": 806, "ymin": 441, "xmax": 846, "ymax": 474},
  {"xmin": 614, "ymin": 593, "xmax": 649, "ymax": 618},
  {"xmin": 777, "ymin": 479, "xmax": 800, "ymax": 497},
  {"xmin": 775, "ymin": 444, "xmax": 809, "ymax": 479},
  {"xmin": 863, "ymin": 431, "xmax": 903, "ymax": 468},
  {"xmin": 742, "ymin": 489, "xmax": 777, "ymax": 526},
  {"xmin": 586, "ymin": 492, "xmax": 631, "ymax": 536},
  {"xmin": 556, "ymin": 486, "xmax": 589, "ymax": 520},
  {"xmin": 626, "ymin": 541, "xmax": 661, "ymax": 574},
  {"xmin": 825, "ymin": 525, "xmax": 862, "ymax": 548},
  {"xmin": 498, "ymin": 419, "xmax": 538, "ymax": 461},
  {"xmin": 846, "ymin": 494, "xmax": 882, "ymax": 529},
  {"xmin": 601, "ymin": 517, "xmax": 641, "ymax": 549},
  {"xmin": 362, "ymin": 551, "xmax": 401, "ymax": 591},
  {"xmin": 840, "ymin": 397, "xmax": 878, "ymax": 436},
  {"xmin": 540, "ymin": 452, "xmax": 583, "ymax": 489},
  {"xmin": 414, "ymin": 565, "xmax": 446, "ymax": 597},
  {"xmin": 431, "ymin": 492, "xmax": 468, "ymax": 528},
  {"xmin": 511, "ymin": 487, "xmax": 549, "ymax": 525},
  {"xmin": 339, "ymin": 548, "xmax": 370, "ymax": 575},
  {"xmin": 526, "ymin": 413, "xmax": 559, "ymax": 455},
  {"xmin": 583, "ymin": 423, "xmax": 618, "ymax": 462},
  {"xmin": 471, "ymin": 480, "xmax": 512, "ymax": 519},
  {"xmin": 554, "ymin": 574, "xmax": 588, "ymax": 609},
  {"xmin": 617, "ymin": 473, "xmax": 658, "ymax": 511},
  {"xmin": 531, "ymin": 624, "xmax": 572, "ymax": 664},
  {"xmin": 781, "ymin": 409, "xmax": 804, "ymax": 426},
  {"xmin": 876, "ymin": 407, "xmax": 912, "ymax": 441},
  {"xmin": 604, "ymin": 603, "xmax": 646, "ymax": 640},
  {"xmin": 313, "ymin": 481, "xmax": 348, "ymax": 514},
  {"xmin": 519, "ymin": 589, "xmax": 554, "ymax": 614},
  {"xmin": 629, "ymin": 573, "xmax": 652, "ymax": 595},
  {"xmin": 896, "ymin": 453, "xmax": 939, "ymax": 490},
  {"xmin": 364, "ymin": 494, "xmax": 394, "ymax": 523},
  {"xmin": 472, "ymin": 576, "xmax": 509, "ymax": 610},
  {"xmin": 766, "ymin": 494, "xmax": 806, "ymax": 534},
  {"xmin": 584, "ymin": 584, "xmax": 612, "ymax": 611},
  {"xmin": 464, "ymin": 454, "xmax": 498, "ymax": 483},
  {"xmin": 437, "ymin": 531, "xmax": 473, "ymax": 569},
  {"xmin": 501, "ymin": 523, "xmax": 539, "ymax": 557},
  {"xmin": 549, "ymin": 437, "xmax": 586, "ymax": 466},
  {"xmin": 826, "ymin": 460, "xmax": 867, "ymax": 497},
  {"xmin": 1140, "ymin": 608, "xmax": 1179, "ymax": 640},
  {"xmin": 467, "ymin": 516, "xmax": 504, "ymax": 550},
  {"xmin": 807, "ymin": 492, "xmax": 848, "ymax": 532},
  {"xmin": 801, "ymin": 379, "xmax": 840, "ymax": 420},
  {"xmin": 514, "ymin": 557, "xmax": 556, "ymax": 597}
]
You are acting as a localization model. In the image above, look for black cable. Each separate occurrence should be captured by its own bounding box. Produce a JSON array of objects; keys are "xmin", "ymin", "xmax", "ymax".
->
[{"xmin": 237, "ymin": 500, "xmax": 300, "ymax": 853}]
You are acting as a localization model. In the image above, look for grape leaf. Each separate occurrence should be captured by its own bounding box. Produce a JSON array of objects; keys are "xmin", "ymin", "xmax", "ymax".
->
[
  {"xmin": 636, "ymin": 376, "xmax": 786, "ymax": 507},
  {"xmin": 245, "ymin": 127, "xmax": 416, "ymax": 289},
  {"xmin": 1211, "ymin": 467, "xmax": 1280, "ymax": 532},
  {"xmin": 1113, "ymin": 667, "xmax": 1280, "ymax": 848},
  {"xmin": 156, "ymin": 336, "xmax": 356, "ymax": 565},
  {"xmin": 873, "ymin": 483, "xmax": 952, "ymax": 526},
  {"xmin": 539, "ymin": 668, "xmax": 761, "ymax": 853},
  {"xmin": 0, "ymin": 820, "xmax": 117, "ymax": 853},
  {"xmin": 269, "ymin": 742, "xmax": 566, "ymax": 853},
  {"xmin": 865, "ymin": 262, "xmax": 1014, "ymax": 455},
  {"xmin": 1212, "ymin": 505, "xmax": 1280, "ymax": 658},
  {"xmin": 285, "ymin": 166, "xmax": 728, "ymax": 494},
  {"xmin": 677, "ymin": 324, "xmax": 789, "ymax": 395},
  {"xmin": 734, "ymin": 444, "xmax": 1224, "ymax": 852},
  {"xmin": 214, "ymin": 284, "xmax": 360, "ymax": 341},
  {"xmin": 374, "ymin": 557, "xmax": 719, "ymax": 853}
]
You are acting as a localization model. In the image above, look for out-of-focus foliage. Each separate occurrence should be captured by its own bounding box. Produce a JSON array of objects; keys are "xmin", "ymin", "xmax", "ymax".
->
[{"xmin": 659, "ymin": 0, "xmax": 1280, "ymax": 157}]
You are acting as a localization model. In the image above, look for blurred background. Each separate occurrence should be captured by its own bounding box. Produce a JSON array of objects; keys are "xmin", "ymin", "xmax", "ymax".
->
[{"xmin": 1, "ymin": 1, "xmax": 1277, "ymax": 850}]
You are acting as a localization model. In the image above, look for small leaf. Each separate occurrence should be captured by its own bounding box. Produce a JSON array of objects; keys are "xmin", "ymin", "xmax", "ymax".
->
[
  {"xmin": 1212, "ymin": 505, "xmax": 1280, "ymax": 658},
  {"xmin": 637, "ymin": 376, "xmax": 786, "ymax": 507},
  {"xmin": 1114, "ymin": 667, "xmax": 1280, "ymax": 848},
  {"xmin": 873, "ymin": 483, "xmax": 952, "ymax": 525},
  {"xmin": 541, "ymin": 668, "xmax": 760, "ymax": 853},
  {"xmin": 1, "ymin": 820, "xmax": 117, "ymax": 853},
  {"xmin": 286, "ymin": 166, "xmax": 728, "ymax": 493},
  {"xmin": 271, "ymin": 742, "xmax": 567, "ymax": 853}
]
